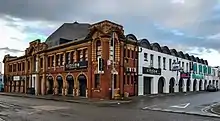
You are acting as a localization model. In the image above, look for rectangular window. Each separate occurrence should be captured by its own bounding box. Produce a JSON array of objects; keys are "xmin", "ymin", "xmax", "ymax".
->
[
  {"xmin": 52, "ymin": 56, "xmax": 54, "ymax": 67},
  {"xmin": 84, "ymin": 49, "xmax": 88, "ymax": 61},
  {"xmin": 158, "ymin": 56, "xmax": 161, "ymax": 68},
  {"xmin": 47, "ymin": 56, "xmax": 51, "ymax": 67},
  {"xmin": 40, "ymin": 58, "xmax": 43, "ymax": 68},
  {"xmin": 28, "ymin": 61, "xmax": 30, "ymax": 70},
  {"xmin": 186, "ymin": 63, "xmax": 188, "ymax": 72},
  {"xmin": 114, "ymin": 75, "xmax": 117, "ymax": 88},
  {"xmin": 71, "ymin": 51, "xmax": 74, "ymax": 63},
  {"xmin": 56, "ymin": 54, "xmax": 59, "ymax": 66},
  {"xmin": 163, "ymin": 57, "xmax": 166, "ymax": 70},
  {"xmin": 144, "ymin": 53, "xmax": 148, "ymax": 61},
  {"xmin": 60, "ymin": 54, "xmax": 64, "ymax": 66},
  {"xmin": 95, "ymin": 74, "xmax": 100, "ymax": 88},
  {"xmin": 22, "ymin": 62, "xmax": 25, "ymax": 71},
  {"xmin": 169, "ymin": 59, "xmax": 172, "ymax": 71},
  {"xmin": 182, "ymin": 62, "xmax": 184, "ymax": 71},
  {"xmin": 131, "ymin": 76, "xmax": 134, "ymax": 85},
  {"xmin": 131, "ymin": 50, "xmax": 134, "ymax": 58},
  {"xmin": 127, "ymin": 49, "xmax": 130, "ymax": 58},
  {"xmin": 79, "ymin": 50, "xmax": 83, "ymax": 61},
  {"xmin": 66, "ymin": 52, "xmax": 70, "ymax": 64},
  {"xmin": 127, "ymin": 75, "xmax": 130, "ymax": 85},
  {"xmin": 150, "ymin": 54, "xmax": 154, "ymax": 66},
  {"xmin": 124, "ymin": 49, "xmax": 126, "ymax": 57}
]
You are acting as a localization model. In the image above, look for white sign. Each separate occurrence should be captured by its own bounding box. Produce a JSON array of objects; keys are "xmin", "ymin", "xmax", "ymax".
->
[
  {"xmin": 13, "ymin": 76, "xmax": 20, "ymax": 81},
  {"xmin": 172, "ymin": 62, "xmax": 180, "ymax": 71}
]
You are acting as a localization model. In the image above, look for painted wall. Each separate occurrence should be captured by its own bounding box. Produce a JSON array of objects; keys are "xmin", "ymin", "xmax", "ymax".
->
[{"xmin": 138, "ymin": 46, "xmax": 220, "ymax": 95}]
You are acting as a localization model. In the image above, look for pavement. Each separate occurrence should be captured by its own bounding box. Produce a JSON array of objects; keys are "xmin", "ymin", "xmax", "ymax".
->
[
  {"xmin": 0, "ymin": 92, "xmax": 132, "ymax": 106},
  {"xmin": 0, "ymin": 95, "xmax": 220, "ymax": 121}
]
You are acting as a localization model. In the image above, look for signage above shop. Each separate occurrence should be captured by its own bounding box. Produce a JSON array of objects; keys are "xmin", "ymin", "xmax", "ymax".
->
[
  {"xmin": 192, "ymin": 74, "xmax": 204, "ymax": 79},
  {"xmin": 142, "ymin": 67, "xmax": 161, "ymax": 75},
  {"xmin": 65, "ymin": 61, "xmax": 88, "ymax": 70},
  {"xmin": 180, "ymin": 72, "xmax": 190, "ymax": 79},
  {"xmin": 13, "ymin": 76, "xmax": 20, "ymax": 81}
]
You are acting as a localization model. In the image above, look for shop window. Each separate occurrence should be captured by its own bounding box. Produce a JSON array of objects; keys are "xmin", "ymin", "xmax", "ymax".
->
[
  {"xmin": 94, "ymin": 74, "xmax": 100, "ymax": 88},
  {"xmin": 96, "ymin": 40, "xmax": 101, "ymax": 61}
]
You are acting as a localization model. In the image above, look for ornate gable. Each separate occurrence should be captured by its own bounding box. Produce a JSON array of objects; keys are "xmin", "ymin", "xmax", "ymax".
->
[{"xmin": 25, "ymin": 39, "xmax": 48, "ymax": 56}]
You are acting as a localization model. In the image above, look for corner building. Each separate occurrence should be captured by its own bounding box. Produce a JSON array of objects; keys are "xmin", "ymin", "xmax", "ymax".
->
[{"xmin": 3, "ymin": 20, "xmax": 138, "ymax": 99}]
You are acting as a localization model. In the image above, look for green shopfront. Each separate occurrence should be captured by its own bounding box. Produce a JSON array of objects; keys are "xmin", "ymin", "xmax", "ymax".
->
[{"xmin": 191, "ymin": 63, "xmax": 212, "ymax": 91}]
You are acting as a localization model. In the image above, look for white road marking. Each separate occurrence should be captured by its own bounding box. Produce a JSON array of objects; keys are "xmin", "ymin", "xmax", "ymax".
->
[
  {"xmin": 142, "ymin": 105, "xmax": 157, "ymax": 110},
  {"xmin": 170, "ymin": 103, "xmax": 190, "ymax": 109}
]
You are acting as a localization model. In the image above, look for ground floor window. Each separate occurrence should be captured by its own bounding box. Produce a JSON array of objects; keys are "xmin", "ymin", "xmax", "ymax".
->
[{"xmin": 94, "ymin": 74, "xmax": 100, "ymax": 88}]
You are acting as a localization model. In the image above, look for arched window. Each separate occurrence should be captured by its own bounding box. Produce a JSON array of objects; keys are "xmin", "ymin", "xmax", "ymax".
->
[{"xmin": 96, "ymin": 40, "xmax": 101, "ymax": 60}]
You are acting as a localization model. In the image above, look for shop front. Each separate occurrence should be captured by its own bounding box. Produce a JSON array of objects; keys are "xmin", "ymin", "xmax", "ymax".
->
[{"xmin": 180, "ymin": 72, "xmax": 190, "ymax": 92}]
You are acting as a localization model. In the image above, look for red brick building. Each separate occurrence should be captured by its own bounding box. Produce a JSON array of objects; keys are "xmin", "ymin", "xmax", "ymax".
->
[{"xmin": 3, "ymin": 20, "xmax": 138, "ymax": 99}]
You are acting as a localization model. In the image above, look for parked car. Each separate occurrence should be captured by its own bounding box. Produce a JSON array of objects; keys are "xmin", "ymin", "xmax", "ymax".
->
[{"xmin": 207, "ymin": 84, "xmax": 217, "ymax": 92}]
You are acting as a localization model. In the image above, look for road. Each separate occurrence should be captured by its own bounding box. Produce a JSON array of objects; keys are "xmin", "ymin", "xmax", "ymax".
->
[
  {"xmin": 117, "ymin": 91, "xmax": 220, "ymax": 116},
  {"xmin": 0, "ymin": 93, "xmax": 220, "ymax": 121}
]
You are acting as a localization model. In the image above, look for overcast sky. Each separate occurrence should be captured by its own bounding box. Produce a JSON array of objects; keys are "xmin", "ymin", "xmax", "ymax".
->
[{"xmin": 0, "ymin": 0, "xmax": 220, "ymax": 66}]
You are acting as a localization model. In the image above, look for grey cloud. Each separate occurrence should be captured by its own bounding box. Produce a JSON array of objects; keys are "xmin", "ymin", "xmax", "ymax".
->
[{"xmin": 0, "ymin": 47, "xmax": 23, "ymax": 53}]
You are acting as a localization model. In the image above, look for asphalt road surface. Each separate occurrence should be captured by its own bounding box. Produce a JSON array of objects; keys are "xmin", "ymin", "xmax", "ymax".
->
[
  {"xmin": 117, "ymin": 91, "xmax": 220, "ymax": 116},
  {"xmin": 0, "ymin": 94, "xmax": 220, "ymax": 121}
]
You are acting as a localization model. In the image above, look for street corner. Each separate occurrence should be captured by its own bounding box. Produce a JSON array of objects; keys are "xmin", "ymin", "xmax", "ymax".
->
[{"xmin": 204, "ymin": 102, "xmax": 220, "ymax": 116}]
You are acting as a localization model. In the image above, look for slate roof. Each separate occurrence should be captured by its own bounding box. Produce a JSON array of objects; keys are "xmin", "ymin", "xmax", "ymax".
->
[{"xmin": 45, "ymin": 22, "xmax": 91, "ymax": 48}]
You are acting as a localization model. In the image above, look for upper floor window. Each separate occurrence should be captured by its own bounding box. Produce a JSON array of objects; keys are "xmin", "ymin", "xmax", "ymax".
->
[
  {"xmin": 52, "ymin": 56, "xmax": 55, "ymax": 67},
  {"xmin": 182, "ymin": 62, "xmax": 184, "ymax": 71},
  {"xmin": 13, "ymin": 64, "xmax": 16, "ymax": 72},
  {"xmin": 127, "ymin": 49, "xmax": 130, "ymax": 58},
  {"xmin": 66, "ymin": 52, "xmax": 71, "ymax": 64},
  {"xmin": 56, "ymin": 54, "xmax": 60, "ymax": 66},
  {"xmin": 79, "ymin": 50, "xmax": 83, "ymax": 61},
  {"xmin": 163, "ymin": 57, "xmax": 166, "ymax": 70},
  {"xmin": 71, "ymin": 51, "xmax": 75, "ymax": 63},
  {"xmin": 96, "ymin": 40, "xmax": 101, "ymax": 60},
  {"xmin": 60, "ymin": 54, "xmax": 64, "ymax": 66},
  {"xmin": 169, "ymin": 59, "xmax": 172, "ymax": 71},
  {"xmin": 84, "ymin": 49, "xmax": 88, "ymax": 61},
  {"xmin": 186, "ymin": 63, "xmax": 188, "ymax": 72},
  {"xmin": 40, "ymin": 58, "xmax": 43, "ymax": 68},
  {"xmin": 144, "ymin": 53, "xmax": 148, "ymax": 61},
  {"xmin": 150, "ymin": 54, "xmax": 154, "ymax": 67},
  {"xmin": 22, "ymin": 62, "xmax": 25, "ymax": 71},
  {"xmin": 28, "ymin": 61, "xmax": 30, "ymax": 70},
  {"xmin": 9, "ymin": 65, "xmax": 12, "ymax": 72},
  {"xmin": 158, "ymin": 56, "xmax": 161, "ymax": 68},
  {"xmin": 47, "ymin": 56, "xmax": 51, "ymax": 67}
]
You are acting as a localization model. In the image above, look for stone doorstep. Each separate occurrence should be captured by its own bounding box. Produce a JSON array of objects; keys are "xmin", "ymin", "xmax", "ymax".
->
[{"xmin": 0, "ymin": 93, "xmax": 132, "ymax": 105}]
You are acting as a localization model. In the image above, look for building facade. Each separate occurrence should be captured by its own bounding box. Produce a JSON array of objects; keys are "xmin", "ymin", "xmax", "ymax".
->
[
  {"xmin": 138, "ymin": 39, "xmax": 220, "ymax": 95},
  {"xmin": 3, "ymin": 20, "xmax": 138, "ymax": 99}
]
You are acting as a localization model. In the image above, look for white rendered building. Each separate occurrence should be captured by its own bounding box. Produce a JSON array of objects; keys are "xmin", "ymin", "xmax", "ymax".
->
[{"xmin": 138, "ymin": 39, "xmax": 220, "ymax": 95}]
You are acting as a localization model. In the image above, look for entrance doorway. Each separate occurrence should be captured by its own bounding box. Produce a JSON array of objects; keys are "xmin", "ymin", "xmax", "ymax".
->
[
  {"xmin": 179, "ymin": 78, "xmax": 183, "ymax": 92},
  {"xmin": 186, "ymin": 79, "xmax": 190, "ymax": 91},
  {"xmin": 158, "ymin": 77, "xmax": 165, "ymax": 94},
  {"xmin": 56, "ymin": 76, "xmax": 63, "ymax": 94},
  {"xmin": 143, "ymin": 77, "xmax": 151, "ymax": 94},
  {"xmin": 193, "ymin": 79, "xmax": 197, "ymax": 91},
  {"xmin": 169, "ymin": 78, "xmax": 175, "ymax": 93},
  {"xmin": 47, "ymin": 76, "xmax": 54, "ymax": 94},
  {"xmin": 199, "ymin": 80, "xmax": 202, "ymax": 91},
  {"xmin": 66, "ymin": 75, "xmax": 74, "ymax": 95},
  {"xmin": 78, "ymin": 74, "xmax": 87, "ymax": 97},
  {"xmin": 204, "ymin": 80, "xmax": 207, "ymax": 90}
]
